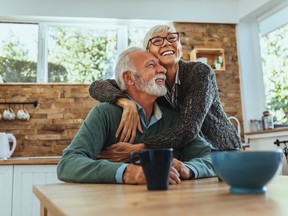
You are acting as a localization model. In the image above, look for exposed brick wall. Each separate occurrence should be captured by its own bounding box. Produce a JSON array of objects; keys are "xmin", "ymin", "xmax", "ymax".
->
[
  {"xmin": 0, "ymin": 84, "xmax": 97, "ymax": 157},
  {"xmin": 174, "ymin": 22, "xmax": 243, "ymax": 136},
  {"xmin": 0, "ymin": 22, "xmax": 243, "ymax": 157}
]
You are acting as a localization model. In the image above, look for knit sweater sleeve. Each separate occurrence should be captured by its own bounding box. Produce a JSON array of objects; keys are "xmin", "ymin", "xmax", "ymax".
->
[
  {"xmin": 88, "ymin": 79, "xmax": 128, "ymax": 104},
  {"xmin": 143, "ymin": 61, "xmax": 217, "ymax": 149}
]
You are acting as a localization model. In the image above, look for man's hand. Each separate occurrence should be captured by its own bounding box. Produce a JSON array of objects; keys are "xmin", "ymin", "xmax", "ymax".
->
[
  {"xmin": 115, "ymin": 98, "xmax": 143, "ymax": 143},
  {"xmin": 123, "ymin": 164, "xmax": 146, "ymax": 184},
  {"xmin": 169, "ymin": 166, "xmax": 181, "ymax": 184},
  {"xmin": 98, "ymin": 143, "xmax": 145, "ymax": 162},
  {"xmin": 123, "ymin": 164, "xmax": 181, "ymax": 185},
  {"xmin": 172, "ymin": 158, "xmax": 194, "ymax": 180}
]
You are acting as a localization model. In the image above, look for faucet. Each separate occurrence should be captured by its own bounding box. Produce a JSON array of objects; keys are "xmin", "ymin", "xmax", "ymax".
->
[
  {"xmin": 229, "ymin": 116, "xmax": 251, "ymax": 150},
  {"xmin": 228, "ymin": 116, "xmax": 241, "ymax": 137}
]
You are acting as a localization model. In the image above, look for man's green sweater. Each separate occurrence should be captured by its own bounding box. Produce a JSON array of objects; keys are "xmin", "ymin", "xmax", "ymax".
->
[{"xmin": 57, "ymin": 103, "xmax": 215, "ymax": 183}]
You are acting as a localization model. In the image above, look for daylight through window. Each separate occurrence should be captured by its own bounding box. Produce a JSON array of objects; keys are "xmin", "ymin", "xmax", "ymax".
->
[
  {"xmin": 0, "ymin": 20, "xmax": 165, "ymax": 84},
  {"xmin": 260, "ymin": 23, "xmax": 288, "ymax": 124}
]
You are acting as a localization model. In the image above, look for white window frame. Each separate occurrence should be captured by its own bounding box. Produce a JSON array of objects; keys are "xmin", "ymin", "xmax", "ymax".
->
[
  {"xmin": 237, "ymin": 5, "xmax": 288, "ymax": 132},
  {"xmin": 1, "ymin": 16, "xmax": 168, "ymax": 83}
]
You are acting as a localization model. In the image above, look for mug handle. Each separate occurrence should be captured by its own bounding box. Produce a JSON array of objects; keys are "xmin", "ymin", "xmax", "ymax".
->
[
  {"xmin": 7, "ymin": 134, "xmax": 17, "ymax": 156},
  {"xmin": 130, "ymin": 152, "xmax": 143, "ymax": 165}
]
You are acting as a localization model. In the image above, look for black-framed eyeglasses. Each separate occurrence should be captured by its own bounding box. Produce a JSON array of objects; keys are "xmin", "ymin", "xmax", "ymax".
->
[{"xmin": 146, "ymin": 32, "xmax": 179, "ymax": 50}]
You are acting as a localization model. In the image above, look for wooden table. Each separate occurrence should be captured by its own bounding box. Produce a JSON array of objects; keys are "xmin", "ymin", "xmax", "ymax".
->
[{"xmin": 33, "ymin": 176, "xmax": 288, "ymax": 216}]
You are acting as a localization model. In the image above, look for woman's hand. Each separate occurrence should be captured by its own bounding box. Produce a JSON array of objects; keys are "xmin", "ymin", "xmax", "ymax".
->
[
  {"xmin": 98, "ymin": 143, "xmax": 145, "ymax": 162},
  {"xmin": 116, "ymin": 98, "xmax": 143, "ymax": 143}
]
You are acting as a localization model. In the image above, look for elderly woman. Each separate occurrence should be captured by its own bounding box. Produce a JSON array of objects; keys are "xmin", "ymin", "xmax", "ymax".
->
[{"xmin": 89, "ymin": 24, "xmax": 241, "ymax": 157}]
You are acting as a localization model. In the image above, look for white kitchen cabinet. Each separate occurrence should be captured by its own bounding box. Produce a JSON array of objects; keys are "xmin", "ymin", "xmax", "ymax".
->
[
  {"xmin": 245, "ymin": 129, "xmax": 288, "ymax": 175},
  {"xmin": 0, "ymin": 165, "xmax": 13, "ymax": 216},
  {"xmin": 12, "ymin": 165, "xmax": 62, "ymax": 216}
]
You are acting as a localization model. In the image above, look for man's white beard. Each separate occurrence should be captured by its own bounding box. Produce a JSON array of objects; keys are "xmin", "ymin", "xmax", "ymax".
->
[{"xmin": 135, "ymin": 74, "xmax": 167, "ymax": 97}]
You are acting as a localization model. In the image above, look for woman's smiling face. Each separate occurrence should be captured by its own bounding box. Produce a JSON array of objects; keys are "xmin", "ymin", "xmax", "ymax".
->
[{"xmin": 146, "ymin": 31, "xmax": 182, "ymax": 67}]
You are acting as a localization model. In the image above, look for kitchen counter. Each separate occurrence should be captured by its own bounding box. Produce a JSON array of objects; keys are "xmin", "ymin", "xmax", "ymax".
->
[
  {"xmin": 0, "ymin": 156, "xmax": 61, "ymax": 165},
  {"xmin": 245, "ymin": 127, "xmax": 288, "ymax": 135},
  {"xmin": 244, "ymin": 127, "xmax": 288, "ymax": 175}
]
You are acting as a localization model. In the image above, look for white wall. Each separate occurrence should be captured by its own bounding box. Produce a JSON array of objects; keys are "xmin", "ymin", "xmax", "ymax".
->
[
  {"xmin": 3, "ymin": 0, "xmax": 284, "ymax": 23},
  {"xmin": 0, "ymin": 0, "xmax": 237, "ymax": 23},
  {"xmin": 238, "ymin": 0, "xmax": 272, "ymax": 19},
  {"xmin": 259, "ymin": 6, "xmax": 288, "ymax": 35},
  {"xmin": 236, "ymin": 22, "xmax": 266, "ymax": 131}
]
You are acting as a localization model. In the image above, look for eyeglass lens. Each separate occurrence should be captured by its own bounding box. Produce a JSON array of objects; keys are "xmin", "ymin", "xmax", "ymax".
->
[{"xmin": 150, "ymin": 33, "xmax": 179, "ymax": 46}]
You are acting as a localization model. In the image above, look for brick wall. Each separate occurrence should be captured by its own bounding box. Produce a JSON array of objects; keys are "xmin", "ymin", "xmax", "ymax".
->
[
  {"xmin": 174, "ymin": 22, "xmax": 243, "ymax": 134},
  {"xmin": 0, "ymin": 22, "xmax": 243, "ymax": 157},
  {"xmin": 0, "ymin": 84, "xmax": 97, "ymax": 157}
]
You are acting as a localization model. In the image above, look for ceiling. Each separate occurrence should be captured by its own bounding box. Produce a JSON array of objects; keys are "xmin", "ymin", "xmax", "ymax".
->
[{"xmin": 0, "ymin": 0, "xmax": 287, "ymax": 24}]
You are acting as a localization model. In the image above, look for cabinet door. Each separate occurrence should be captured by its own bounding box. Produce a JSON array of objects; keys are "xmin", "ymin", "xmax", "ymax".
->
[
  {"xmin": 0, "ymin": 165, "xmax": 13, "ymax": 216},
  {"xmin": 12, "ymin": 165, "xmax": 62, "ymax": 216},
  {"xmin": 245, "ymin": 132, "xmax": 288, "ymax": 175}
]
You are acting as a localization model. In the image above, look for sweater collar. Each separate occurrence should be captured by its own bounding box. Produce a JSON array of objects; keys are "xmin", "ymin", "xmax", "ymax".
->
[{"xmin": 126, "ymin": 95, "xmax": 162, "ymax": 128}]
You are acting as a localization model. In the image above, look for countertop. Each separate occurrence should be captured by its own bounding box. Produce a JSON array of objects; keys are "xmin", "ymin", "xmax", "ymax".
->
[
  {"xmin": 245, "ymin": 127, "xmax": 288, "ymax": 135},
  {"xmin": 0, "ymin": 156, "xmax": 61, "ymax": 165}
]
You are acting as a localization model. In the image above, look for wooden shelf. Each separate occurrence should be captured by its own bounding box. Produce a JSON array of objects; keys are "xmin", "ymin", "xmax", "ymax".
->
[{"xmin": 190, "ymin": 48, "xmax": 225, "ymax": 73}]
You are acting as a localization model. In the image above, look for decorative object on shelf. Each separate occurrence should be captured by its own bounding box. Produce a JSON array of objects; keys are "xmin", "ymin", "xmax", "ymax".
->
[
  {"xmin": 197, "ymin": 57, "xmax": 208, "ymax": 64},
  {"xmin": 190, "ymin": 48, "xmax": 225, "ymax": 73},
  {"xmin": 262, "ymin": 111, "xmax": 274, "ymax": 130},
  {"xmin": 250, "ymin": 119, "xmax": 261, "ymax": 132},
  {"xmin": 213, "ymin": 56, "xmax": 223, "ymax": 70}
]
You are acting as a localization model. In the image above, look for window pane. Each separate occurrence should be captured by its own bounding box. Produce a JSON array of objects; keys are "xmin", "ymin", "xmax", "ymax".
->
[
  {"xmin": 260, "ymin": 23, "xmax": 288, "ymax": 123},
  {"xmin": 47, "ymin": 25, "xmax": 118, "ymax": 83},
  {"xmin": 128, "ymin": 26, "xmax": 150, "ymax": 47},
  {"xmin": 0, "ymin": 23, "xmax": 38, "ymax": 83}
]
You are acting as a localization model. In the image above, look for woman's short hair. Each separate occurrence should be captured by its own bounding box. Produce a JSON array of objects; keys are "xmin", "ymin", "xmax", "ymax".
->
[
  {"xmin": 115, "ymin": 47, "xmax": 146, "ymax": 91},
  {"xmin": 143, "ymin": 24, "xmax": 178, "ymax": 50}
]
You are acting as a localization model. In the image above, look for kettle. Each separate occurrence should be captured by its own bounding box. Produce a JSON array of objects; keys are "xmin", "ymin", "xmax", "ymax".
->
[{"xmin": 0, "ymin": 132, "xmax": 17, "ymax": 159}]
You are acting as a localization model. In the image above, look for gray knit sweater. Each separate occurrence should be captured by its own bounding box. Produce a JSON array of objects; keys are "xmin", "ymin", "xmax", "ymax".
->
[{"xmin": 88, "ymin": 60, "xmax": 241, "ymax": 149}]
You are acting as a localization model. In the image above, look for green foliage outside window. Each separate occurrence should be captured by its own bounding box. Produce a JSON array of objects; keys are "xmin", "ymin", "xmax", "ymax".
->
[
  {"xmin": 0, "ymin": 24, "xmax": 117, "ymax": 83},
  {"xmin": 0, "ymin": 25, "xmax": 37, "ymax": 82},
  {"xmin": 260, "ymin": 23, "xmax": 288, "ymax": 123},
  {"xmin": 48, "ymin": 26, "xmax": 117, "ymax": 83}
]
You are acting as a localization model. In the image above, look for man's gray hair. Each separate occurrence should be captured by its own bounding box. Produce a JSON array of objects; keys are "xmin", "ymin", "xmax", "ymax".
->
[
  {"xmin": 115, "ymin": 47, "xmax": 146, "ymax": 91},
  {"xmin": 143, "ymin": 24, "xmax": 178, "ymax": 50}
]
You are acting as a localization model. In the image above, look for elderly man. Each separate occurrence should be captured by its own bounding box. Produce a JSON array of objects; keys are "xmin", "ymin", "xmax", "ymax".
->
[{"xmin": 57, "ymin": 47, "xmax": 215, "ymax": 185}]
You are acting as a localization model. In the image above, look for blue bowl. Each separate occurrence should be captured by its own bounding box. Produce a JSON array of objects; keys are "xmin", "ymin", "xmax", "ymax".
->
[{"xmin": 211, "ymin": 150, "xmax": 283, "ymax": 194}]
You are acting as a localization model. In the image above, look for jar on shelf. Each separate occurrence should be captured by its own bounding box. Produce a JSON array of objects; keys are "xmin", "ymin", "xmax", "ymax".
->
[
  {"xmin": 262, "ymin": 111, "xmax": 274, "ymax": 130},
  {"xmin": 258, "ymin": 120, "xmax": 263, "ymax": 131},
  {"xmin": 250, "ymin": 119, "xmax": 260, "ymax": 132}
]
